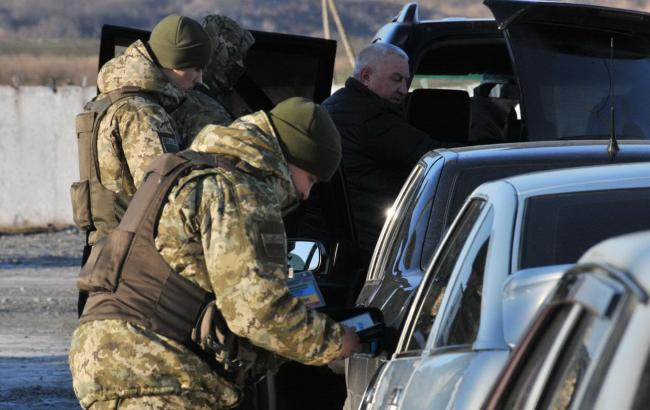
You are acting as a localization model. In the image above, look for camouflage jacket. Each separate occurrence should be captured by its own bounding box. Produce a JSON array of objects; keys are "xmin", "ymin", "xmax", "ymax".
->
[
  {"xmin": 69, "ymin": 111, "xmax": 345, "ymax": 409},
  {"xmin": 171, "ymin": 88, "xmax": 232, "ymax": 147},
  {"xmin": 91, "ymin": 40, "xmax": 235, "ymax": 244},
  {"xmin": 95, "ymin": 40, "xmax": 184, "ymax": 197},
  {"xmin": 171, "ymin": 14, "xmax": 255, "ymax": 147}
]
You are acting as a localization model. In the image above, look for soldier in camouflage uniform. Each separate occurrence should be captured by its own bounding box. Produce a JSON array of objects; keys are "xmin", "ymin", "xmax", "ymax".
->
[
  {"xmin": 172, "ymin": 15, "xmax": 255, "ymax": 146},
  {"xmin": 85, "ymin": 14, "xmax": 211, "ymax": 244},
  {"xmin": 202, "ymin": 15, "xmax": 254, "ymax": 101},
  {"xmin": 69, "ymin": 97, "xmax": 360, "ymax": 409},
  {"xmin": 74, "ymin": 14, "xmax": 222, "ymax": 317}
]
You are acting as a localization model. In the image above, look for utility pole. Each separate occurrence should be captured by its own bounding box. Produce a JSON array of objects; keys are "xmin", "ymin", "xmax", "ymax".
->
[
  {"xmin": 322, "ymin": 0, "xmax": 356, "ymax": 68},
  {"xmin": 321, "ymin": 0, "xmax": 331, "ymax": 39}
]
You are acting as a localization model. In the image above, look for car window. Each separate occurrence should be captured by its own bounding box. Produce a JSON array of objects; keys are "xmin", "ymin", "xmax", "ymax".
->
[
  {"xmin": 632, "ymin": 350, "xmax": 650, "ymax": 410},
  {"xmin": 408, "ymin": 39, "xmax": 519, "ymax": 145},
  {"xmin": 499, "ymin": 268, "xmax": 632, "ymax": 410},
  {"xmin": 503, "ymin": 306, "xmax": 575, "ymax": 409},
  {"xmin": 379, "ymin": 162, "xmax": 440, "ymax": 281},
  {"xmin": 540, "ymin": 310, "xmax": 610, "ymax": 409},
  {"xmin": 509, "ymin": 23, "xmax": 650, "ymax": 141},
  {"xmin": 421, "ymin": 162, "xmax": 565, "ymax": 269},
  {"xmin": 369, "ymin": 163, "xmax": 428, "ymax": 281},
  {"xmin": 520, "ymin": 188, "xmax": 650, "ymax": 269},
  {"xmin": 434, "ymin": 231, "xmax": 490, "ymax": 348},
  {"xmin": 413, "ymin": 41, "xmax": 513, "ymax": 83},
  {"xmin": 446, "ymin": 164, "xmax": 563, "ymax": 230},
  {"xmin": 402, "ymin": 198, "xmax": 485, "ymax": 353}
]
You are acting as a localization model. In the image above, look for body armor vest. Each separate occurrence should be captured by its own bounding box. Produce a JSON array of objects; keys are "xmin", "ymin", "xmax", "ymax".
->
[
  {"xmin": 70, "ymin": 86, "xmax": 153, "ymax": 243},
  {"xmin": 78, "ymin": 150, "xmax": 261, "ymax": 378}
]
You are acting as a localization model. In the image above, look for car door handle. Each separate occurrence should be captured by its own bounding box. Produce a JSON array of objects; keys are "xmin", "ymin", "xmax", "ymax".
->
[{"xmin": 387, "ymin": 387, "xmax": 404, "ymax": 408}]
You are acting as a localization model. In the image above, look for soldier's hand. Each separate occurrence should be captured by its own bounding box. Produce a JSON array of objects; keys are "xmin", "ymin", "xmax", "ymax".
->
[{"xmin": 339, "ymin": 325, "xmax": 361, "ymax": 359}]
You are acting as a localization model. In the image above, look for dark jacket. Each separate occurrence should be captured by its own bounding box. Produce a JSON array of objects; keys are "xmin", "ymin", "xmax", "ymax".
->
[{"xmin": 322, "ymin": 77, "xmax": 439, "ymax": 252}]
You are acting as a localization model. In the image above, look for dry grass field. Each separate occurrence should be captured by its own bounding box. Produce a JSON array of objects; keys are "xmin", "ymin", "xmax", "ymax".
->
[
  {"xmin": 0, "ymin": 54, "xmax": 97, "ymax": 87},
  {"xmin": 0, "ymin": 38, "xmax": 98, "ymax": 86}
]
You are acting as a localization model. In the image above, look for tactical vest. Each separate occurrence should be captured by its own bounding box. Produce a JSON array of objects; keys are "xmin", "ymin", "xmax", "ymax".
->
[
  {"xmin": 71, "ymin": 86, "xmax": 155, "ymax": 244},
  {"xmin": 78, "ymin": 150, "xmax": 262, "ymax": 379}
]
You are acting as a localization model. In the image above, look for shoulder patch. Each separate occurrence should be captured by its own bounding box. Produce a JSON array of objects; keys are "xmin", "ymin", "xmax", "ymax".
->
[
  {"xmin": 257, "ymin": 220, "xmax": 286, "ymax": 264},
  {"xmin": 159, "ymin": 132, "xmax": 180, "ymax": 153}
]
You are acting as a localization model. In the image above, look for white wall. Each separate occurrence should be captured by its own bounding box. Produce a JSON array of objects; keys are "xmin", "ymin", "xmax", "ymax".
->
[
  {"xmin": 0, "ymin": 84, "xmax": 344, "ymax": 231},
  {"xmin": 0, "ymin": 85, "xmax": 96, "ymax": 231}
]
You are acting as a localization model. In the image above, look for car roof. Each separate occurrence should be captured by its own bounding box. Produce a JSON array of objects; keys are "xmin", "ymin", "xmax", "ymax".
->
[
  {"xmin": 422, "ymin": 17, "xmax": 494, "ymax": 23},
  {"xmin": 373, "ymin": 3, "xmax": 502, "ymax": 57},
  {"xmin": 578, "ymin": 230, "xmax": 650, "ymax": 292},
  {"xmin": 490, "ymin": 161, "xmax": 650, "ymax": 197},
  {"xmin": 406, "ymin": 18, "xmax": 495, "ymax": 27},
  {"xmin": 423, "ymin": 140, "xmax": 650, "ymax": 164}
]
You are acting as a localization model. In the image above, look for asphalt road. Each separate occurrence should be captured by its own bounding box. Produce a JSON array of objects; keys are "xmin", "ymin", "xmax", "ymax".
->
[{"xmin": 0, "ymin": 228, "xmax": 83, "ymax": 409}]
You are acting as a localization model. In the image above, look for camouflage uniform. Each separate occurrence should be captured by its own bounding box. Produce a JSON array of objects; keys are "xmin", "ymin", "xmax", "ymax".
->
[
  {"xmin": 69, "ymin": 111, "xmax": 345, "ymax": 409},
  {"xmin": 171, "ymin": 15, "xmax": 254, "ymax": 146},
  {"xmin": 202, "ymin": 15, "xmax": 255, "ymax": 99},
  {"xmin": 91, "ymin": 40, "xmax": 184, "ymax": 243},
  {"xmin": 172, "ymin": 89, "xmax": 232, "ymax": 147}
]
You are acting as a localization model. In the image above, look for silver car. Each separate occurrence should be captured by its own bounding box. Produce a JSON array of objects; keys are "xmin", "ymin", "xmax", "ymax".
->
[
  {"xmin": 484, "ymin": 230, "xmax": 650, "ymax": 410},
  {"xmin": 358, "ymin": 162, "xmax": 650, "ymax": 409}
]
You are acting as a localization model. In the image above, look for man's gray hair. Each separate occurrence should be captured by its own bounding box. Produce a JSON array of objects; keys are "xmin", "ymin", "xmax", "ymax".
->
[{"xmin": 352, "ymin": 43, "xmax": 409, "ymax": 79}]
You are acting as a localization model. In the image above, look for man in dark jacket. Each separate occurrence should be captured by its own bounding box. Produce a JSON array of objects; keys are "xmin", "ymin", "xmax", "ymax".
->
[{"xmin": 322, "ymin": 43, "xmax": 440, "ymax": 255}]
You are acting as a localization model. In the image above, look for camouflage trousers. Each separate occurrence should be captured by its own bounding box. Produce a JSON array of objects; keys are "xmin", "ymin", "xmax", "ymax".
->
[{"xmin": 88, "ymin": 393, "xmax": 229, "ymax": 409}]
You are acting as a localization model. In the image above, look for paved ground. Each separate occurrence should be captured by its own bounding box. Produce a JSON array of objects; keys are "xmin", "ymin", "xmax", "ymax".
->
[
  {"xmin": 0, "ymin": 228, "xmax": 345, "ymax": 409},
  {"xmin": 0, "ymin": 228, "xmax": 83, "ymax": 409}
]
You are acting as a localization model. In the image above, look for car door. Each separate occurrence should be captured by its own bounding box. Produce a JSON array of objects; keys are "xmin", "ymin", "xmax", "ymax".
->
[
  {"xmin": 484, "ymin": 263, "xmax": 639, "ymax": 410},
  {"xmin": 398, "ymin": 203, "xmax": 502, "ymax": 409},
  {"xmin": 356, "ymin": 155, "xmax": 443, "ymax": 327},
  {"xmin": 346, "ymin": 156, "xmax": 438, "ymax": 409},
  {"xmin": 99, "ymin": 24, "xmax": 336, "ymax": 108},
  {"xmin": 485, "ymin": 0, "xmax": 650, "ymax": 142},
  {"xmin": 361, "ymin": 198, "xmax": 492, "ymax": 409}
]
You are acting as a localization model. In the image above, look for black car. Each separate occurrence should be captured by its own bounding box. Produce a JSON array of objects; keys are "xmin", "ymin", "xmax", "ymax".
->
[{"xmin": 380, "ymin": 0, "xmax": 650, "ymax": 145}]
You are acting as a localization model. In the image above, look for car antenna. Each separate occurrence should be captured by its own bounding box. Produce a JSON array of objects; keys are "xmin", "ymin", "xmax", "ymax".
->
[{"xmin": 608, "ymin": 36, "xmax": 619, "ymax": 162}]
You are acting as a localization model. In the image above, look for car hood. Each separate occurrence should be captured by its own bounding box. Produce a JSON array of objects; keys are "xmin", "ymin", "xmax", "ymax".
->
[{"xmin": 484, "ymin": 0, "xmax": 650, "ymax": 141}]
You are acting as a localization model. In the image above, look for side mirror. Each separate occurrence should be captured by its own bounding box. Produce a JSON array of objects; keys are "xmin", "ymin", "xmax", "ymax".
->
[
  {"xmin": 501, "ymin": 264, "xmax": 569, "ymax": 347},
  {"xmin": 287, "ymin": 239, "xmax": 327, "ymax": 273}
]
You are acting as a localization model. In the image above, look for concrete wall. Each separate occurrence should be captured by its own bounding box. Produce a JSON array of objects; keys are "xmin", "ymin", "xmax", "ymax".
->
[
  {"xmin": 0, "ymin": 86, "xmax": 96, "ymax": 231},
  {"xmin": 0, "ymin": 84, "xmax": 344, "ymax": 231}
]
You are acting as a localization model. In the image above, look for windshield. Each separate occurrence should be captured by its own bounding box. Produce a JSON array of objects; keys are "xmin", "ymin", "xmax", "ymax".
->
[{"xmin": 509, "ymin": 23, "xmax": 650, "ymax": 141}]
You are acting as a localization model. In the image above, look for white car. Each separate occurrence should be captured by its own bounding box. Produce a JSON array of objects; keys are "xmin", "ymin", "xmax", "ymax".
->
[
  {"xmin": 484, "ymin": 230, "xmax": 650, "ymax": 410},
  {"xmin": 359, "ymin": 162, "xmax": 650, "ymax": 409}
]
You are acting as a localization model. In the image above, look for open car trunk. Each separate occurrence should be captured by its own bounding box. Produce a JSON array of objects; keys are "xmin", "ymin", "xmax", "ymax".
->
[{"xmin": 486, "ymin": 0, "xmax": 650, "ymax": 141}]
